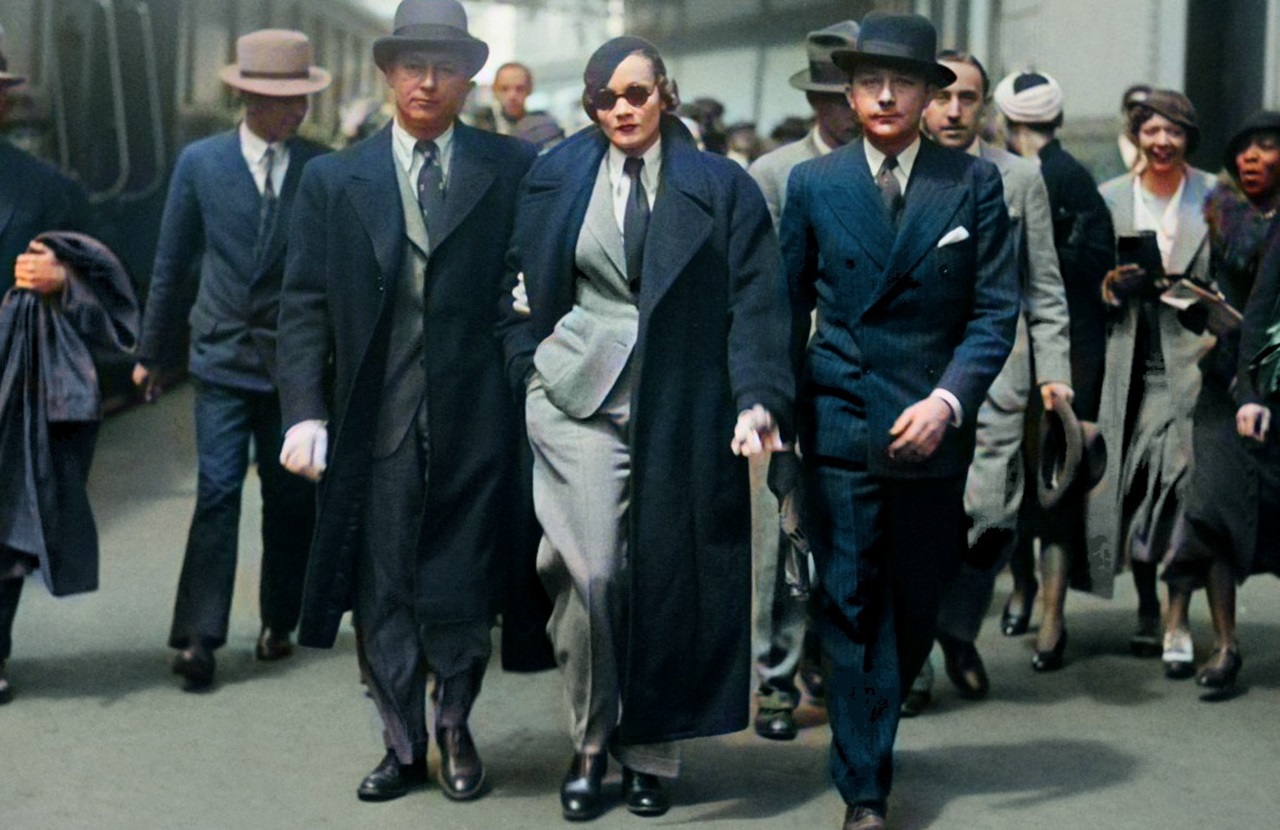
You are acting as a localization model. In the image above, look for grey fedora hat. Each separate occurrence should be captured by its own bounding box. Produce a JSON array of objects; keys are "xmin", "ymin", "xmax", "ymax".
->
[
  {"xmin": 832, "ymin": 12, "xmax": 956, "ymax": 87},
  {"xmin": 373, "ymin": 0, "xmax": 489, "ymax": 78},
  {"xmin": 219, "ymin": 30, "xmax": 331, "ymax": 97},
  {"xmin": 1036, "ymin": 396, "xmax": 1107, "ymax": 509},
  {"xmin": 0, "ymin": 49, "xmax": 26, "ymax": 88},
  {"xmin": 789, "ymin": 21, "xmax": 860, "ymax": 94}
]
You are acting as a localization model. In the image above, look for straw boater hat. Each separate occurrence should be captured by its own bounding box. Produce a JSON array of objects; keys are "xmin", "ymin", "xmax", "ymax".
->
[
  {"xmin": 219, "ymin": 29, "xmax": 331, "ymax": 97},
  {"xmin": 0, "ymin": 49, "xmax": 26, "ymax": 88},
  {"xmin": 831, "ymin": 12, "xmax": 956, "ymax": 87},
  {"xmin": 372, "ymin": 0, "xmax": 489, "ymax": 79},
  {"xmin": 788, "ymin": 21, "xmax": 861, "ymax": 94}
]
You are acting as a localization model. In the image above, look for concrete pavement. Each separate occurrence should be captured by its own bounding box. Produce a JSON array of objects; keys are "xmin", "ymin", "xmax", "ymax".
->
[{"xmin": 4, "ymin": 383, "xmax": 1279, "ymax": 829}]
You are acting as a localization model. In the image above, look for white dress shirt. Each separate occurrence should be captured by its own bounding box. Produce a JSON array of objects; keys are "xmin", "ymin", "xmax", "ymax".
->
[
  {"xmin": 391, "ymin": 117, "xmax": 455, "ymax": 187},
  {"xmin": 606, "ymin": 139, "xmax": 662, "ymax": 236},
  {"xmin": 240, "ymin": 122, "xmax": 288, "ymax": 196}
]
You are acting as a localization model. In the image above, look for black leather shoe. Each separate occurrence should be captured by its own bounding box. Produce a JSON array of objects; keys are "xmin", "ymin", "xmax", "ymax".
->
[
  {"xmin": 560, "ymin": 752, "xmax": 607, "ymax": 821},
  {"xmin": 938, "ymin": 633, "xmax": 989, "ymax": 699},
  {"xmin": 1000, "ymin": 586, "xmax": 1036, "ymax": 637},
  {"xmin": 357, "ymin": 750, "xmax": 427, "ymax": 802},
  {"xmin": 843, "ymin": 804, "xmax": 887, "ymax": 830},
  {"xmin": 1196, "ymin": 648, "xmax": 1242, "ymax": 693},
  {"xmin": 899, "ymin": 687, "xmax": 932, "ymax": 718},
  {"xmin": 754, "ymin": 707, "xmax": 798, "ymax": 740},
  {"xmin": 1130, "ymin": 615, "xmax": 1161, "ymax": 658},
  {"xmin": 1031, "ymin": 629, "xmax": 1068, "ymax": 672},
  {"xmin": 255, "ymin": 628, "xmax": 294, "ymax": 661},
  {"xmin": 171, "ymin": 645, "xmax": 216, "ymax": 690},
  {"xmin": 436, "ymin": 724, "xmax": 485, "ymax": 800},
  {"xmin": 622, "ymin": 768, "xmax": 669, "ymax": 817},
  {"xmin": 0, "ymin": 661, "xmax": 12, "ymax": 705}
]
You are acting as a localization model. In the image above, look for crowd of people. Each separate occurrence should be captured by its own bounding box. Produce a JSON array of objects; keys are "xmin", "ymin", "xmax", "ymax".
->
[{"xmin": 3, "ymin": 2, "xmax": 1280, "ymax": 829}]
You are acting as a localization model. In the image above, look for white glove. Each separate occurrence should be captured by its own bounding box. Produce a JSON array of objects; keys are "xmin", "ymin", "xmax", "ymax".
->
[
  {"xmin": 280, "ymin": 419, "xmax": 328, "ymax": 481},
  {"xmin": 512, "ymin": 271, "xmax": 530, "ymax": 316},
  {"xmin": 731, "ymin": 404, "xmax": 784, "ymax": 457}
]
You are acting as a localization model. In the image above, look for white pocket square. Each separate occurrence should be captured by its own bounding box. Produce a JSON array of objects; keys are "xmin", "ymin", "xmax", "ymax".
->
[{"xmin": 936, "ymin": 226, "xmax": 971, "ymax": 248}]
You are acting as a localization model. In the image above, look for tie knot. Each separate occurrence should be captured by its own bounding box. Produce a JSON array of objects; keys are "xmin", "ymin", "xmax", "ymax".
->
[
  {"xmin": 416, "ymin": 139, "xmax": 439, "ymax": 162},
  {"xmin": 881, "ymin": 155, "xmax": 898, "ymax": 174},
  {"xmin": 263, "ymin": 146, "xmax": 276, "ymax": 162},
  {"xmin": 623, "ymin": 156, "xmax": 644, "ymax": 179}
]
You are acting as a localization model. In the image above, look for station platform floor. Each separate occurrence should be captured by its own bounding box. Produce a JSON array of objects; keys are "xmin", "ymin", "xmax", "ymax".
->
[{"xmin": 4, "ymin": 383, "xmax": 1280, "ymax": 829}]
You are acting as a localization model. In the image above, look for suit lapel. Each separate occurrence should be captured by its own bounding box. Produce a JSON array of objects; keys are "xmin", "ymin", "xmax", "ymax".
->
[
  {"xmin": 583, "ymin": 161, "xmax": 627, "ymax": 280},
  {"xmin": 255, "ymin": 139, "xmax": 310, "ymax": 276},
  {"xmin": 1168, "ymin": 171, "xmax": 1209, "ymax": 275},
  {"xmin": 434, "ymin": 124, "xmax": 496, "ymax": 251},
  {"xmin": 823, "ymin": 140, "xmax": 894, "ymax": 268},
  {"xmin": 344, "ymin": 127, "xmax": 405, "ymax": 283},
  {"xmin": 639, "ymin": 130, "xmax": 712, "ymax": 310}
]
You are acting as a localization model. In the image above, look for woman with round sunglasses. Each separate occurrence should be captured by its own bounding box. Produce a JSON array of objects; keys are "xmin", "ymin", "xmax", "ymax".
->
[
  {"xmin": 498, "ymin": 37, "xmax": 792, "ymax": 822},
  {"xmin": 1162, "ymin": 112, "xmax": 1280, "ymax": 696},
  {"xmin": 1090, "ymin": 90, "xmax": 1216, "ymax": 671}
]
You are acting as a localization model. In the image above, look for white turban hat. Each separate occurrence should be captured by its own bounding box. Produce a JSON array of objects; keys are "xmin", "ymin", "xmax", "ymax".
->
[{"xmin": 993, "ymin": 70, "xmax": 1064, "ymax": 124}]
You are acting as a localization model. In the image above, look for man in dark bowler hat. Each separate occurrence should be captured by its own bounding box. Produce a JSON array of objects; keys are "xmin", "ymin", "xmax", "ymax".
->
[
  {"xmin": 132, "ymin": 29, "xmax": 330, "ymax": 690},
  {"xmin": 746, "ymin": 19, "xmax": 860, "ymax": 743},
  {"xmin": 779, "ymin": 12, "xmax": 1018, "ymax": 829},
  {"xmin": 277, "ymin": 0, "xmax": 536, "ymax": 804}
]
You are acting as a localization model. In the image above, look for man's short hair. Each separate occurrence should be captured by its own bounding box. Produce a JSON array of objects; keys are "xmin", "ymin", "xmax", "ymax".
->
[
  {"xmin": 495, "ymin": 61, "xmax": 533, "ymax": 88},
  {"xmin": 935, "ymin": 49, "xmax": 990, "ymax": 99}
]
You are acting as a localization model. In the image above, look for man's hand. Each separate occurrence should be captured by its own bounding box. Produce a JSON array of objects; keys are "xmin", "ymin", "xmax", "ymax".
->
[
  {"xmin": 1101, "ymin": 264, "xmax": 1145, "ymax": 307},
  {"xmin": 131, "ymin": 363, "xmax": 162, "ymax": 403},
  {"xmin": 14, "ymin": 241, "xmax": 67, "ymax": 295},
  {"xmin": 280, "ymin": 419, "xmax": 329, "ymax": 481},
  {"xmin": 511, "ymin": 271, "xmax": 530, "ymax": 316},
  {"xmin": 1040, "ymin": 381, "xmax": 1074, "ymax": 412},
  {"xmin": 731, "ymin": 404, "xmax": 784, "ymax": 457},
  {"xmin": 887, "ymin": 396, "xmax": 952, "ymax": 463},
  {"xmin": 1237, "ymin": 403, "xmax": 1271, "ymax": 443}
]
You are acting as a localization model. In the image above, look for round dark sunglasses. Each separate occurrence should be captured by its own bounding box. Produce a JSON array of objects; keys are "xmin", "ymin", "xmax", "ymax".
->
[{"xmin": 591, "ymin": 83, "xmax": 655, "ymax": 111}]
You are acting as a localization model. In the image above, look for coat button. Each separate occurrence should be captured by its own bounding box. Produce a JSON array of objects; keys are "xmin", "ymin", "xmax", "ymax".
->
[
  {"xmin": 940, "ymin": 265, "xmax": 951, "ymax": 276},
  {"xmin": 845, "ymin": 258, "xmax": 856, "ymax": 269}
]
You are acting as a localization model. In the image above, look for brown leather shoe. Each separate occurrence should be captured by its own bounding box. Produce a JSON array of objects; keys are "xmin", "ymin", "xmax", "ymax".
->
[
  {"xmin": 938, "ymin": 632, "xmax": 989, "ymax": 699},
  {"xmin": 436, "ymin": 724, "xmax": 485, "ymax": 800},
  {"xmin": 843, "ymin": 804, "xmax": 886, "ymax": 830},
  {"xmin": 255, "ymin": 628, "xmax": 293, "ymax": 661}
]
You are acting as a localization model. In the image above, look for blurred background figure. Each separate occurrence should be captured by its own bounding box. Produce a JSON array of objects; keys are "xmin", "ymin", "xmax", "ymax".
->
[
  {"xmin": 992, "ymin": 69, "xmax": 1115, "ymax": 673},
  {"xmin": 1092, "ymin": 90, "xmax": 1215, "ymax": 671},
  {"xmin": 1163, "ymin": 111, "xmax": 1280, "ymax": 696},
  {"xmin": 725, "ymin": 121, "xmax": 762, "ymax": 168},
  {"xmin": 490, "ymin": 61, "xmax": 564, "ymax": 152}
]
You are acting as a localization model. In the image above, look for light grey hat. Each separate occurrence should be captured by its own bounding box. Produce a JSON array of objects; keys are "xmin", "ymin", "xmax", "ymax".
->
[{"xmin": 788, "ymin": 21, "xmax": 860, "ymax": 94}]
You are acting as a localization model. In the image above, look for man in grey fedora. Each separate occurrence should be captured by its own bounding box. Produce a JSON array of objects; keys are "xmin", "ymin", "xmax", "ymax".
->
[
  {"xmin": 746, "ymin": 19, "xmax": 860, "ymax": 743},
  {"xmin": 277, "ymin": 0, "xmax": 536, "ymax": 804},
  {"xmin": 132, "ymin": 28, "xmax": 331, "ymax": 691},
  {"xmin": 779, "ymin": 11, "xmax": 1017, "ymax": 828}
]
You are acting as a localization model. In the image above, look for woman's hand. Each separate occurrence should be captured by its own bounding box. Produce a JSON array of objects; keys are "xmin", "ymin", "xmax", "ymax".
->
[
  {"xmin": 731, "ymin": 405, "xmax": 784, "ymax": 457},
  {"xmin": 14, "ymin": 241, "xmax": 67, "ymax": 295},
  {"xmin": 1237, "ymin": 403, "xmax": 1271, "ymax": 443},
  {"xmin": 1101, "ymin": 263, "xmax": 1146, "ymax": 307}
]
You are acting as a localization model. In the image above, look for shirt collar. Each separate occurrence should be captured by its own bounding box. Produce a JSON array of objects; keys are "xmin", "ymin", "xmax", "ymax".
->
[
  {"xmin": 392, "ymin": 118, "xmax": 455, "ymax": 175},
  {"xmin": 239, "ymin": 121, "xmax": 279, "ymax": 165},
  {"xmin": 608, "ymin": 138, "xmax": 663, "ymax": 195},
  {"xmin": 863, "ymin": 134, "xmax": 922, "ymax": 181},
  {"xmin": 811, "ymin": 127, "xmax": 836, "ymax": 157}
]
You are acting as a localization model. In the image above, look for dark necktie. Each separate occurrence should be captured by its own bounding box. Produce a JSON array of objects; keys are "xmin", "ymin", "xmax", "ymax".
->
[
  {"xmin": 416, "ymin": 139, "xmax": 446, "ymax": 250},
  {"xmin": 877, "ymin": 154, "xmax": 903, "ymax": 227},
  {"xmin": 254, "ymin": 146, "xmax": 278, "ymax": 262},
  {"xmin": 623, "ymin": 156, "xmax": 649, "ymax": 293}
]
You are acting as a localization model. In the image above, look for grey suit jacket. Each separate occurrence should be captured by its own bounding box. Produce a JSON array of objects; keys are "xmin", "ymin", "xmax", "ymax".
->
[
  {"xmin": 749, "ymin": 130, "xmax": 825, "ymax": 229},
  {"xmin": 532, "ymin": 160, "xmax": 638, "ymax": 418},
  {"xmin": 980, "ymin": 142, "xmax": 1072, "ymax": 387}
]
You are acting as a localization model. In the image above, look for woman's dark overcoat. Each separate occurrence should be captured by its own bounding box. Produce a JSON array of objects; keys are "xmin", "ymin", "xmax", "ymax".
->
[{"xmin": 498, "ymin": 116, "xmax": 794, "ymax": 744}]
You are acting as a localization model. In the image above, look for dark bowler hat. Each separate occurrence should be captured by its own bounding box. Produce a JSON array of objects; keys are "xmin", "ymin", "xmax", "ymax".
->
[
  {"xmin": 832, "ymin": 12, "xmax": 956, "ymax": 87},
  {"xmin": 1224, "ymin": 110, "xmax": 1280, "ymax": 173},
  {"xmin": 373, "ymin": 0, "xmax": 489, "ymax": 78},
  {"xmin": 0, "ymin": 49, "xmax": 26, "ymax": 88},
  {"xmin": 789, "ymin": 21, "xmax": 860, "ymax": 94},
  {"xmin": 1036, "ymin": 396, "xmax": 1106, "ymax": 509}
]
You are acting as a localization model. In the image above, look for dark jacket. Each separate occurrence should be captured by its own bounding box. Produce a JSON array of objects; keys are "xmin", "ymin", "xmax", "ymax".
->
[
  {"xmin": 1, "ymin": 140, "xmax": 89, "ymax": 293},
  {"xmin": 278, "ymin": 123, "xmax": 537, "ymax": 648},
  {"xmin": 781, "ymin": 137, "xmax": 1020, "ymax": 479},
  {"xmin": 498, "ymin": 115, "xmax": 794, "ymax": 744},
  {"xmin": 0, "ymin": 232, "xmax": 138, "ymax": 595},
  {"xmin": 137, "ymin": 130, "xmax": 328, "ymax": 390}
]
